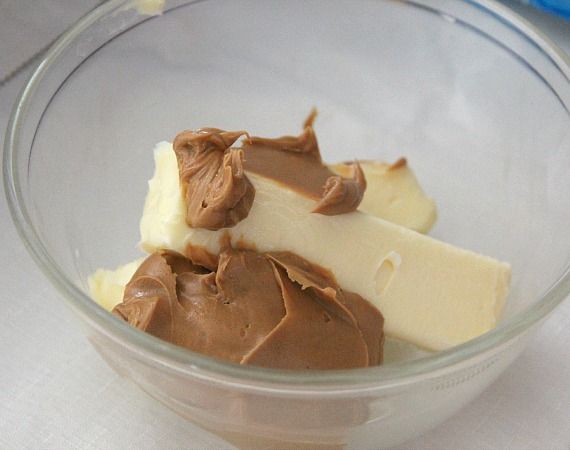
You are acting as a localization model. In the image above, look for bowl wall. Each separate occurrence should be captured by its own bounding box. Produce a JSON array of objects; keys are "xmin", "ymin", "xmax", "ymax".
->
[{"xmin": 88, "ymin": 322, "xmax": 534, "ymax": 448}]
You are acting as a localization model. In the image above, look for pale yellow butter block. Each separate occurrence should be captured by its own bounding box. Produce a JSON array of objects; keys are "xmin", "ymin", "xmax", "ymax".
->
[{"xmin": 140, "ymin": 143, "xmax": 511, "ymax": 351}]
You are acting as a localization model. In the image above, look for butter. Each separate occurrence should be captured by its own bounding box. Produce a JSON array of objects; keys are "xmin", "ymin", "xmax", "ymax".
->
[
  {"xmin": 88, "ymin": 258, "xmax": 144, "ymax": 311},
  {"xmin": 330, "ymin": 160, "xmax": 436, "ymax": 233},
  {"xmin": 138, "ymin": 141, "xmax": 436, "ymax": 256},
  {"xmin": 140, "ymin": 142, "xmax": 511, "ymax": 351}
]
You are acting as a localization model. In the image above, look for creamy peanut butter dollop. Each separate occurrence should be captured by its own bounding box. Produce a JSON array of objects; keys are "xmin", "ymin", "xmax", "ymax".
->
[
  {"xmin": 172, "ymin": 113, "xmax": 366, "ymax": 230},
  {"xmin": 113, "ymin": 248, "xmax": 384, "ymax": 369},
  {"xmin": 173, "ymin": 128, "xmax": 255, "ymax": 230}
]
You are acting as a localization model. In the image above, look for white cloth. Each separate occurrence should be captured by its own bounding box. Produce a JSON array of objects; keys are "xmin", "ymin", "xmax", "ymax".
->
[{"xmin": 0, "ymin": 1, "xmax": 568, "ymax": 448}]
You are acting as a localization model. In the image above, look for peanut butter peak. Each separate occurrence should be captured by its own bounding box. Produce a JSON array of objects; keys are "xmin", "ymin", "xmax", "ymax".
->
[
  {"xmin": 245, "ymin": 124, "xmax": 322, "ymax": 161},
  {"xmin": 113, "ymin": 249, "xmax": 384, "ymax": 369},
  {"xmin": 388, "ymin": 157, "xmax": 407, "ymax": 171},
  {"xmin": 173, "ymin": 128, "xmax": 255, "ymax": 230}
]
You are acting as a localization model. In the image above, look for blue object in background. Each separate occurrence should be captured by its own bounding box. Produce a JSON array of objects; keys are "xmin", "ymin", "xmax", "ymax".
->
[{"xmin": 525, "ymin": 0, "xmax": 570, "ymax": 19}]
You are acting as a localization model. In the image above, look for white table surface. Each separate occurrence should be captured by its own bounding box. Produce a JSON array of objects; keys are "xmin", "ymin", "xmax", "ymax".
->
[{"xmin": 1, "ymin": 1, "xmax": 569, "ymax": 449}]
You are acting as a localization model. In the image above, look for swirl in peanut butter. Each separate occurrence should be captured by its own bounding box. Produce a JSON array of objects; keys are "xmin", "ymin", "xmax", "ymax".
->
[
  {"xmin": 173, "ymin": 128, "xmax": 255, "ymax": 230},
  {"xmin": 312, "ymin": 161, "xmax": 366, "ymax": 215}
]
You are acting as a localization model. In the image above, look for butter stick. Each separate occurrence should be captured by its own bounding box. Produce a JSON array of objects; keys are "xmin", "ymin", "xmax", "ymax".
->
[
  {"xmin": 90, "ymin": 148, "xmax": 435, "ymax": 309},
  {"xmin": 140, "ymin": 143, "xmax": 511, "ymax": 351}
]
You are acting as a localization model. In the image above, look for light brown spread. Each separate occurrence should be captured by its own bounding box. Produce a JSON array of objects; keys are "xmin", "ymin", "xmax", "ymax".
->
[
  {"xmin": 172, "ymin": 112, "xmax": 366, "ymax": 229},
  {"xmin": 173, "ymin": 128, "xmax": 255, "ymax": 230},
  {"xmin": 312, "ymin": 163, "xmax": 366, "ymax": 215},
  {"xmin": 113, "ymin": 249, "xmax": 384, "ymax": 370},
  {"xmin": 242, "ymin": 113, "xmax": 366, "ymax": 215}
]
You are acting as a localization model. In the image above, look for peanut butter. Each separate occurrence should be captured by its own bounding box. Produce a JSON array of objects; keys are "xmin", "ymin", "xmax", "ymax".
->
[{"xmin": 113, "ymin": 248, "xmax": 384, "ymax": 369}]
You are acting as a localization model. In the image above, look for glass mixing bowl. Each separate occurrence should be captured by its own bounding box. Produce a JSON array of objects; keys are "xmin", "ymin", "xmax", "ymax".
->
[{"xmin": 4, "ymin": 0, "xmax": 570, "ymax": 448}]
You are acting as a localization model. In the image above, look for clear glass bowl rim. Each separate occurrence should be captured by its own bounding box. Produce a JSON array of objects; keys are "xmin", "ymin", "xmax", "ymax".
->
[{"xmin": 3, "ymin": 0, "xmax": 570, "ymax": 391}]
